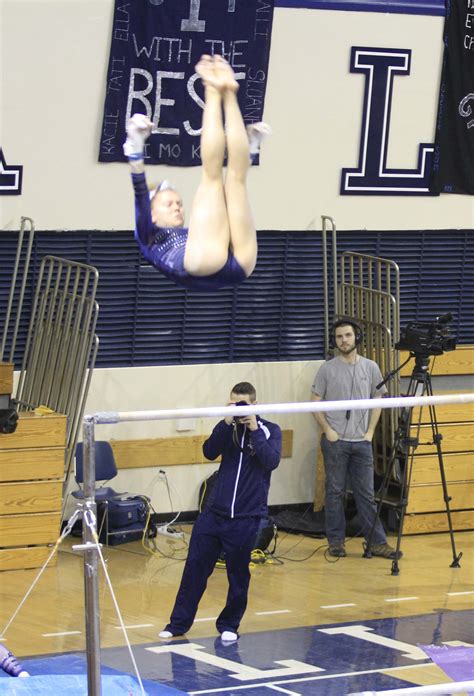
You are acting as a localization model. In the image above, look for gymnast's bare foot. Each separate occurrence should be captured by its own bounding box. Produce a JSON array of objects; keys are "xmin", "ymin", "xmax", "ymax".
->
[
  {"xmin": 213, "ymin": 54, "xmax": 239, "ymax": 92},
  {"xmin": 195, "ymin": 55, "xmax": 221, "ymax": 92}
]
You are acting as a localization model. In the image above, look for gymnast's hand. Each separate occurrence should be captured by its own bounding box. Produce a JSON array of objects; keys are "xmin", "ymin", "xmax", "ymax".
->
[{"xmin": 123, "ymin": 114, "xmax": 154, "ymax": 160}]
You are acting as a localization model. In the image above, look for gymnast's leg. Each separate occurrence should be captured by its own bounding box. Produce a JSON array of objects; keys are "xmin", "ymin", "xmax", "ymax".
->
[
  {"xmin": 184, "ymin": 56, "xmax": 230, "ymax": 276},
  {"xmin": 216, "ymin": 56, "xmax": 257, "ymax": 277}
]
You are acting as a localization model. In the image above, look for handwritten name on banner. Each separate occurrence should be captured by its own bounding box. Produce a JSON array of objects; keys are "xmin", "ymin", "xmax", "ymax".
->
[
  {"xmin": 430, "ymin": 0, "xmax": 474, "ymax": 194},
  {"xmin": 99, "ymin": 0, "xmax": 275, "ymax": 166}
]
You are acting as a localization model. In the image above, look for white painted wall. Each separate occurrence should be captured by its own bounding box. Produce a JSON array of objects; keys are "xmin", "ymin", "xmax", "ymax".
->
[
  {"xmin": 1, "ymin": 1, "xmax": 473, "ymax": 231},
  {"xmin": 71, "ymin": 359, "xmax": 322, "ymax": 516}
]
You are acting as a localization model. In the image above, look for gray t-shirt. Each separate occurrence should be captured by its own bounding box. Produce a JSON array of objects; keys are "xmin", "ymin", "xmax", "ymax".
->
[{"xmin": 311, "ymin": 355, "xmax": 387, "ymax": 441}]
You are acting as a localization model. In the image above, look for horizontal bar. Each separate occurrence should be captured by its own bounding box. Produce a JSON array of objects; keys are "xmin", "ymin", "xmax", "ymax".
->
[
  {"xmin": 349, "ymin": 679, "xmax": 474, "ymax": 695},
  {"xmin": 88, "ymin": 393, "xmax": 474, "ymax": 426}
]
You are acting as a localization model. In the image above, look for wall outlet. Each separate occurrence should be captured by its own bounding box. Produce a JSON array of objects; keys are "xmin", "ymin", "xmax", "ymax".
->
[{"xmin": 176, "ymin": 418, "xmax": 196, "ymax": 431}]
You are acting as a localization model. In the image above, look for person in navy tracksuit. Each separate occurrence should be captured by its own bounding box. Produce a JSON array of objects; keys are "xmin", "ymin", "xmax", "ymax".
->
[{"xmin": 159, "ymin": 382, "xmax": 281, "ymax": 642}]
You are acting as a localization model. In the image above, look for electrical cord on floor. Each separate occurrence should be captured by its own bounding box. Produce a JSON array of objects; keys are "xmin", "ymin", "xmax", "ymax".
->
[
  {"xmin": 160, "ymin": 471, "xmax": 189, "ymax": 539},
  {"xmin": 249, "ymin": 549, "xmax": 284, "ymax": 567},
  {"xmin": 276, "ymin": 538, "xmax": 333, "ymax": 564},
  {"xmin": 268, "ymin": 501, "xmax": 333, "ymax": 563},
  {"xmin": 141, "ymin": 500, "xmax": 189, "ymax": 560},
  {"xmin": 144, "ymin": 535, "xmax": 189, "ymax": 561}
]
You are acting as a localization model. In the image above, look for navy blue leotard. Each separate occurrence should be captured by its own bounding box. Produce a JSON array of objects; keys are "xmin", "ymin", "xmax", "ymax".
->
[{"xmin": 132, "ymin": 173, "xmax": 247, "ymax": 291}]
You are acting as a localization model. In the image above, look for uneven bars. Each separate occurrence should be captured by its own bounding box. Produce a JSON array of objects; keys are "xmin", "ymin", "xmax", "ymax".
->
[
  {"xmin": 88, "ymin": 392, "xmax": 474, "ymax": 425},
  {"xmin": 350, "ymin": 679, "xmax": 474, "ymax": 695},
  {"xmin": 81, "ymin": 389, "xmax": 474, "ymax": 695}
]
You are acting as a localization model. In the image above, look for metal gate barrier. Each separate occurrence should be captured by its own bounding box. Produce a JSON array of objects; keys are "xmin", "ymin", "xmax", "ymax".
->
[
  {"xmin": 338, "ymin": 250, "xmax": 400, "ymax": 472},
  {"xmin": 7, "ymin": 250, "xmax": 100, "ymax": 492},
  {"xmin": 321, "ymin": 217, "xmax": 401, "ymax": 473},
  {"xmin": 0, "ymin": 217, "xmax": 36, "ymax": 362}
]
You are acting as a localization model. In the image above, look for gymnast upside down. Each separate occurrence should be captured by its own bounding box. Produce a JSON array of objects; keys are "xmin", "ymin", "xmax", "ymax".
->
[{"xmin": 124, "ymin": 54, "xmax": 270, "ymax": 291}]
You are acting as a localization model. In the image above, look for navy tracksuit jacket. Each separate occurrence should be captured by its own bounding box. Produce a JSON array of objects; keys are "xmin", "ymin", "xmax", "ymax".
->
[{"xmin": 165, "ymin": 417, "xmax": 282, "ymax": 636}]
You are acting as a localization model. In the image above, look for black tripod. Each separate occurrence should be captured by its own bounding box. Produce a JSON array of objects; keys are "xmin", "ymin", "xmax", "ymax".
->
[{"xmin": 364, "ymin": 353, "xmax": 462, "ymax": 575}]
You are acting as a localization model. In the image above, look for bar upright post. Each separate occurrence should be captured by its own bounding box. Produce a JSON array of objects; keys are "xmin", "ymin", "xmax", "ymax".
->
[{"xmin": 82, "ymin": 415, "xmax": 101, "ymax": 696}]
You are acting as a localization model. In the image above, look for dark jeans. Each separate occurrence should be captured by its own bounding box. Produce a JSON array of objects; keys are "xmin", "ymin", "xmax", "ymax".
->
[
  {"xmin": 321, "ymin": 436, "xmax": 387, "ymax": 546},
  {"xmin": 165, "ymin": 509, "xmax": 259, "ymax": 635}
]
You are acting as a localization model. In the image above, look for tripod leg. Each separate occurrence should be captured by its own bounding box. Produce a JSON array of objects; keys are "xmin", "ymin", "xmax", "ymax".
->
[
  {"xmin": 426, "ymin": 382, "xmax": 462, "ymax": 568},
  {"xmin": 365, "ymin": 372, "xmax": 420, "ymax": 573},
  {"xmin": 389, "ymin": 447, "xmax": 414, "ymax": 576}
]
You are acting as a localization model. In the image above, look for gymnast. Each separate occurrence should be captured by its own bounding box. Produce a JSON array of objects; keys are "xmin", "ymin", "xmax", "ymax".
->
[{"xmin": 124, "ymin": 54, "xmax": 270, "ymax": 291}]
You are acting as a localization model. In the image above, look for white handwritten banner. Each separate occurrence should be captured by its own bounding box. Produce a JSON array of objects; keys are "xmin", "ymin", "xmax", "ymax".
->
[
  {"xmin": 430, "ymin": 0, "xmax": 474, "ymax": 194},
  {"xmin": 99, "ymin": 0, "xmax": 274, "ymax": 166}
]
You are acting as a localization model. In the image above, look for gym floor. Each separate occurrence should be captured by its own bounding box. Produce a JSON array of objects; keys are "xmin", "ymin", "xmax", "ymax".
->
[{"xmin": 0, "ymin": 529, "xmax": 473, "ymax": 694}]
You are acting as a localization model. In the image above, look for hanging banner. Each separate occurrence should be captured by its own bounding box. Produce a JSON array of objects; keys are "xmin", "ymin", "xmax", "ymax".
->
[
  {"xmin": 99, "ymin": 0, "xmax": 274, "ymax": 167},
  {"xmin": 430, "ymin": 0, "xmax": 474, "ymax": 195}
]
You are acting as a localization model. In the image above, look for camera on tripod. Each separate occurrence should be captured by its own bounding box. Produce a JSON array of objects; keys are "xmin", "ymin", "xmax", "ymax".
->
[
  {"xmin": 395, "ymin": 313, "xmax": 457, "ymax": 356},
  {"xmin": 368, "ymin": 313, "xmax": 463, "ymax": 572}
]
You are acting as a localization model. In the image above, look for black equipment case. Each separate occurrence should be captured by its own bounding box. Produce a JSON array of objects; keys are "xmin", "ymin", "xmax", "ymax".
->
[{"xmin": 101, "ymin": 496, "xmax": 149, "ymax": 546}]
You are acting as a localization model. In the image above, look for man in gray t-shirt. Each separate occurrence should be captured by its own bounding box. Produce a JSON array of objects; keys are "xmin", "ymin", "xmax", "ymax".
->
[
  {"xmin": 310, "ymin": 319, "xmax": 400, "ymax": 560},
  {"xmin": 312, "ymin": 354, "xmax": 386, "ymax": 441}
]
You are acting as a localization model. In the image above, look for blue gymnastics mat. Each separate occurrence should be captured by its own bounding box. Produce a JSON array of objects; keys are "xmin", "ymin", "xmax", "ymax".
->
[
  {"xmin": 0, "ymin": 674, "xmax": 150, "ymax": 694},
  {"xmin": 0, "ymin": 653, "xmax": 185, "ymax": 695}
]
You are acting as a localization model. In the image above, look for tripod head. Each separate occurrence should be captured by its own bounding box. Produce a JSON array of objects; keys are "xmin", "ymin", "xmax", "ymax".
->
[
  {"xmin": 410, "ymin": 353, "xmax": 432, "ymax": 381},
  {"xmin": 376, "ymin": 351, "xmax": 432, "ymax": 392}
]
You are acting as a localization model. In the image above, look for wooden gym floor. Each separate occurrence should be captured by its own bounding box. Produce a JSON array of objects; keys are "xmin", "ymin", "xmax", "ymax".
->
[{"xmin": 0, "ymin": 528, "xmax": 473, "ymax": 694}]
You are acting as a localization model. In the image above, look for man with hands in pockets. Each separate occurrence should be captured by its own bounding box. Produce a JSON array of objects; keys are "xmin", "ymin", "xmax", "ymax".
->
[{"xmin": 310, "ymin": 319, "xmax": 399, "ymax": 560}]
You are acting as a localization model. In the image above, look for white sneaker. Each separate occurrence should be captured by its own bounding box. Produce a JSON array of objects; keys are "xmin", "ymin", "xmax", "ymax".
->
[
  {"xmin": 221, "ymin": 630, "xmax": 238, "ymax": 642},
  {"xmin": 159, "ymin": 630, "xmax": 174, "ymax": 639}
]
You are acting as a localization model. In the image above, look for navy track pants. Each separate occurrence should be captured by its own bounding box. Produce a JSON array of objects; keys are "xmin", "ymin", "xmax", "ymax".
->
[{"xmin": 165, "ymin": 509, "xmax": 260, "ymax": 635}]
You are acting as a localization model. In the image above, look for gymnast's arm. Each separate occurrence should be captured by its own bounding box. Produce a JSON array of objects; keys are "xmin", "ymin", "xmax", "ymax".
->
[
  {"xmin": 130, "ymin": 164, "xmax": 155, "ymax": 247},
  {"xmin": 123, "ymin": 115, "xmax": 155, "ymax": 246}
]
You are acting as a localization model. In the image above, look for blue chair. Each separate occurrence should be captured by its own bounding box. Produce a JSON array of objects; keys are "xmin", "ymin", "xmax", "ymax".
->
[
  {"xmin": 72, "ymin": 441, "xmax": 123, "ymax": 543},
  {"xmin": 73, "ymin": 441, "xmax": 120, "ymax": 501}
]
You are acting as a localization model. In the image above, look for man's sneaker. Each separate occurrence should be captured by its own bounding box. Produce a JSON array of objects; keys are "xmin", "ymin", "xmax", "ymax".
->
[
  {"xmin": 159, "ymin": 628, "xmax": 183, "ymax": 639},
  {"xmin": 371, "ymin": 543, "xmax": 403, "ymax": 560},
  {"xmin": 328, "ymin": 543, "xmax": 347, "ymax": 557},
  {"xmin": 159, "ymin": 630, "xmax": 174, "ymax": 639}
]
